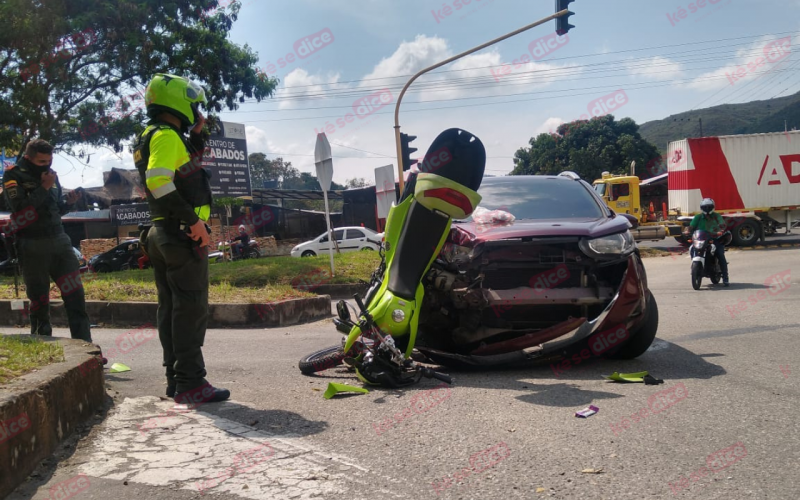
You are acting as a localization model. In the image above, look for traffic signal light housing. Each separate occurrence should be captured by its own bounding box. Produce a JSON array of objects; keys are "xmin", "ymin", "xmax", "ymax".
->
[
  {"xmin": 555, "ymin": 0, "xmax": 575, "ymax": 35},
  {"xmin": 401, "ymin": 133, "xmax": 418, "ymax": 171}
]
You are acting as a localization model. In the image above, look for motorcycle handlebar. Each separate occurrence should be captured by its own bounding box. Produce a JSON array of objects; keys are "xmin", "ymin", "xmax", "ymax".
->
[
  {"xmin": 354, "ymin": 294, "xmax": 366, "ymax": 313},
  {"xmin": 422, "ymin": 367, "xmax": 452, "ymax": 384}
]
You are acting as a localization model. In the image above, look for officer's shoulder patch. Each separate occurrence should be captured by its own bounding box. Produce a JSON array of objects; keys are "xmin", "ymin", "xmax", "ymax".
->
[
  {"xmin": 133, "ymin": 149, "xmax": 142, "ymax": 162},
  {"xmin": 3, "ymin": 180, "xmax": 17, "ymax": 188}
]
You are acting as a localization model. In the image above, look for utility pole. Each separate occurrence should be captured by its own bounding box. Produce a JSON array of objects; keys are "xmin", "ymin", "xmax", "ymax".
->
[{"xmin": 392, "ymin": 5, "xmax": 576, "ymax": 191}]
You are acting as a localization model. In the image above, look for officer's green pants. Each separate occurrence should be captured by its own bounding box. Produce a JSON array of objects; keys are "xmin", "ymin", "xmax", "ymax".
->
[
  {"xmin": 19, "ymin": 233, "xmax": 92, "ymax": 341},
  {"xmin": 146, "ymin": 226, "xmax": 209, "ymax": 393}
]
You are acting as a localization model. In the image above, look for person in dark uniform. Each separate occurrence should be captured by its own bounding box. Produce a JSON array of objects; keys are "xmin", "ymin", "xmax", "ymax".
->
[
  {"xmin": 133, "ymin": 73, "xmax": 229, "ymax": 404},
  {"xmin": 2, "ymin": 139, "xmax": 92, "ymax": 341}
]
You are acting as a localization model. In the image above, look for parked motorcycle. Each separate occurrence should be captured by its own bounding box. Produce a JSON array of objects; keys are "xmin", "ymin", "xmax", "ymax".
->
[
  {"xmin": 690, "ymin": 229, "xmax": 732, "ymax": 290},
  {"xmin": 213, "ymin": 240, "xmax": 260, "ymax": 262}
]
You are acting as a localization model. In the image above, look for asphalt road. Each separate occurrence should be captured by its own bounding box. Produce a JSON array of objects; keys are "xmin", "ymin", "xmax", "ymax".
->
[{"xmin": 7, "ymin": 245, "xmax": 800, "ymax": 500}]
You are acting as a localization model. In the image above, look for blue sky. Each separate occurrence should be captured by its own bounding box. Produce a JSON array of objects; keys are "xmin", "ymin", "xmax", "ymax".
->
[{"xmin": 56, "ymin": 0, "xmax": 800, "ymax": 188}]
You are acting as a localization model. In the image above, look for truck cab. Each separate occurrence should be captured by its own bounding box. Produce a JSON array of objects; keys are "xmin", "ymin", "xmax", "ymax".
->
[
  {"xmin": 593, "ymin": 172, "xmax": 640, "ymax": 219},
  {"xmin": 593, "ymin": 172, "xmax": 681, "ymax": 242}
]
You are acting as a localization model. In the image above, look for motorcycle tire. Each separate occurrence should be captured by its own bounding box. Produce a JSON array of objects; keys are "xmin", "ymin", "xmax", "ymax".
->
[
  {"xmin": 298, "ymin": 345, "xmax": 346, "ymax": 374},
  {"xmin": 710, "ymin": 262, "xmax": 722, "ymax": 284},
  {"xmin": 691, "ymin": 261, "xmax": 703, "ymax": 290},
  {"xmin": 247, "ymin": 249, "xmax": 259, "ymax": 259}
]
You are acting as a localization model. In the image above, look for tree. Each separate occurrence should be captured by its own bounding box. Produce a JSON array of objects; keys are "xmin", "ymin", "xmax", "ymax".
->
[
  {"xmin": 345, "ymin": 177, "xmax": 371, "ymax": 189},
  {"xmin": 1, "ymin": 0, "xmax": 278, "ymax": 156},
  {"xmin": 248, "ymin": 154, "xmax": 300, "ymax": 189},
  {"xmin": 511, "ymin": 115, "xmax": 662, "ymax": 182}
]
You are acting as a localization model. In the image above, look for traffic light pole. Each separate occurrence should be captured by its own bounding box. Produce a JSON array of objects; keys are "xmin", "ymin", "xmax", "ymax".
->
[{"xmin": 393, "ymin": 8, "xmax": 574, "ymax": 192}]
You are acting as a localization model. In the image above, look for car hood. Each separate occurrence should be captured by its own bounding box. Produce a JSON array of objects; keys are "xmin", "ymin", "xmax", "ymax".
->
[{"xmin": 450, "ymin": 217, "xmax": 630, "ymax": 245}]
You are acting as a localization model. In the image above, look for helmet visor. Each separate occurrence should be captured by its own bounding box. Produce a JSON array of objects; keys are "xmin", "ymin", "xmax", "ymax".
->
[{"xmin": 186, "ymin": 81, "xmax": 207, "ymax": 104}]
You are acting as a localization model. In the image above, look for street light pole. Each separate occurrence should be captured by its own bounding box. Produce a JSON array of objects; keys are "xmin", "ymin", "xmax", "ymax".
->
[{"xmin": 394, "ymin": 8, "xmax": 574, "ymax": 192}]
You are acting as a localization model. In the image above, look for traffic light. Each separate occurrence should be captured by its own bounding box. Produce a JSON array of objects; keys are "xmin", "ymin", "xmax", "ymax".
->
[
  {"xmin": 555, "ymin": 0, "xmax": 575, "ymax": 35},
  {"xmin": 400, "ymin": 133, "xmax": 418, "ymax": 171}
]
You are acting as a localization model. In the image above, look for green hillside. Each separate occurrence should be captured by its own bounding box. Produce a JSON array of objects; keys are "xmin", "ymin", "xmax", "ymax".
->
[{"xmin": 639, "ymin": 91, "xmax": 800, "ymax": 151}]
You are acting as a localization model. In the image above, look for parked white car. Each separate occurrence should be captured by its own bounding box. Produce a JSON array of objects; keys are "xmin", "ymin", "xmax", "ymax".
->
[{"xmin": 291, "ymin": 227, "xmax": 383, "ymax": 257}]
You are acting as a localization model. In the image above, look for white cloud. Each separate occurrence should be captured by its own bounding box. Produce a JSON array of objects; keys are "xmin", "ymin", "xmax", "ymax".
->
[
  {"xmin": 686, "ymin": 35, "xmax": 793, "ymax": 91},
  {"xmin": 626, "ymin": 56, "xmax": 683, "ymax": 80},
  {"xmin": 535, "ymin": 117, "xmax": 565, "ymax": 136},
  {"xmin": 277, "ymin": 68, "xmax": 341, "ymax": 109}
]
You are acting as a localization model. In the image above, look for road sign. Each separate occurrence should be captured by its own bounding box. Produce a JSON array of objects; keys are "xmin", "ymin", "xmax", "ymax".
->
[
  {"xmin": 374, "ymin": 165, "xmax": 396, "ymax": 219},
  {"xmin": 314, "ymin": 133, "xmax": 333, "ymax": 192},
  {"xmin": 314, "ymin": 133, "xmax": 335, "ymax": 276}
]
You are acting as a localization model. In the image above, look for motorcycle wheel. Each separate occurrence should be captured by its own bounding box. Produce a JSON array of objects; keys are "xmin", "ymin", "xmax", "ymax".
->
[
  {"xmin": 247, "ymin": 249, "xmax": 259, "ymax": 259},
  {"xmin": 298, "ymin": 345, "xmax": 346, "ymax": 374},
  {"xmin": 710, "ymin": 261, "xmax": 722, "ymax": 284},
  {"xmin": 691, "ymin": 261, "xmax": 703, "ymax": 290}
]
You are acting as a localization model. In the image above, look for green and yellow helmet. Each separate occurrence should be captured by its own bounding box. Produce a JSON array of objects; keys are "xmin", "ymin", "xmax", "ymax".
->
[{"xmin": 144, "ymin": 73, "xmax": 207, "ymax": 128}]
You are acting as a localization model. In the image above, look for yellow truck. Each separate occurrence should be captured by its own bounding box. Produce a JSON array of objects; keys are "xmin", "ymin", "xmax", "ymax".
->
[{"xmin": 592, "ymin": 171, "xmax": 684, "ymax": 242}]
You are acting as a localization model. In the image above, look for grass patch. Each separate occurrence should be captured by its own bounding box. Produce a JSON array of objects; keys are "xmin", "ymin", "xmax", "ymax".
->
[
  {"xmin": 0, "ymin": 335, "xmax": 65, "ymax": 384},
  {"xmin": 0, "ymin": 251, "xmax": 381, "ymax": 304}
]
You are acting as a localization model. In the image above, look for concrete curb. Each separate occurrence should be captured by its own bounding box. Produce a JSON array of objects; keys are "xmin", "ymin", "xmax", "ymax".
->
[
  {"xmin": 0, "ymin": 336, "xmax": 105, "ymax": 499},
  {"xmin": 0, "ymin": 296, "xmax": 332, "ymax": 329},
  {"xmin": 304, "ymin": 283, "xmax": 369, "ymax": 299}
]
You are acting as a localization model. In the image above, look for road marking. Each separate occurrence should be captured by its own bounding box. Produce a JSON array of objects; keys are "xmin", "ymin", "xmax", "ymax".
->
[{"xmin": 78, "ymin": 397, "xmax": 403, "ymax": 499}]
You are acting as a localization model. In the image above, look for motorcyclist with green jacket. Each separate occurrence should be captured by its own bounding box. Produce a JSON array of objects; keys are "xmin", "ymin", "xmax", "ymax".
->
[{"xmin": 687, "ymin": 198, "xmax": 730, "ymax": 287}]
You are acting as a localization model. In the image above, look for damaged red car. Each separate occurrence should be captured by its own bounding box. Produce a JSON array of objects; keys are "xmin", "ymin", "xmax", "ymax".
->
[{"xmin": 413, "ymin": 172, "xmax": 659, "ymax": 367}]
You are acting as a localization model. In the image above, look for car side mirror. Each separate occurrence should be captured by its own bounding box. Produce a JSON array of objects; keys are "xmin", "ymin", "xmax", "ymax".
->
[{"xmin": 621, "ymin": 213, "xmax": 638, "ymax": 229}]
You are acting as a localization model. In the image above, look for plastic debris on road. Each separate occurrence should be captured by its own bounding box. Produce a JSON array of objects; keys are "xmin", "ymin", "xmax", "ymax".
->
[
  {"xmin": 323, "ymin": 382, "xmax": 369, "ymax": 399},
  {"xmin": 603, "ymin": 371, "xmax": 649, "ymax": 383},
  {"xmin": 575, "ymin": 405, "xmax": 599, "ymax": 418},
  {"xmin": 109, "ymin": 362, "xmax": 131, "ymax": 373}
]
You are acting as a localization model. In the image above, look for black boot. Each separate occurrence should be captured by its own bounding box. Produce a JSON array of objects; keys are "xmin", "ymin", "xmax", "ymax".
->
[{"xmin": 174, "ymin": 383, "xmax": 230, "ymax": 405}]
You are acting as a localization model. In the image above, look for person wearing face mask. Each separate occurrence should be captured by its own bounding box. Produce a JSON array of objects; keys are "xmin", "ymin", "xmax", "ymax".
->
[{"xmin": 2, "ymin": 139, "xmax": 93, "ymax": 341}]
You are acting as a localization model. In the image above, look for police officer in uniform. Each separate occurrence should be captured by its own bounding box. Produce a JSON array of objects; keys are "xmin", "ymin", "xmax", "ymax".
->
[
  {"xmin": 2, "ymin": 139, "xmax": 92, "ymax": 341},
  {"xmin": 134, "ymin": 73, "xmax": 229, "ymax": 403}
]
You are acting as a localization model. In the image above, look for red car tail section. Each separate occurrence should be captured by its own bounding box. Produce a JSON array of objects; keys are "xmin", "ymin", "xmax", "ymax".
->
[{"xmin": 669, "ymin": 138, "xmax": 745, "ymax": 210}]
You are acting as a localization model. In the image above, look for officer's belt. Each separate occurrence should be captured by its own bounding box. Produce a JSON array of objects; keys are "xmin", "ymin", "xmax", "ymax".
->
[{"xmin": 152, "ymin": 218, "xmax": 189, "ymax": 234}]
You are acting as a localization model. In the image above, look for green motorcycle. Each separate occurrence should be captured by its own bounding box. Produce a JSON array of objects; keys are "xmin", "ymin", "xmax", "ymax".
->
[{"xmin": 298, "ymin": 128, "xmax": 486, "ymax": 387}]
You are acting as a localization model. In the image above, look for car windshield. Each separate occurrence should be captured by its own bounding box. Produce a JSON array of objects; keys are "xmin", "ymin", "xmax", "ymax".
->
[{"xmin": 462, "ymin": 177, "xmax": 605, "ymax": 221}]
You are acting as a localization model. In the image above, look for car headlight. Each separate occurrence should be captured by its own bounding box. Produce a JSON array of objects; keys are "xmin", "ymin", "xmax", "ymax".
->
[
  {"xmin": 579, "ymin": 232, "xmax": 635, "ymax": 259},
  {"xmin": 292, "ymin": 246, "xmax": 300, "ymax": 252},
  {"xmin": 440, "ymin": 242, "xmax": 476, "ymax": 264}
]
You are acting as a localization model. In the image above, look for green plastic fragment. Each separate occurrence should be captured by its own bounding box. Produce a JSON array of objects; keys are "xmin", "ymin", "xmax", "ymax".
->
[
  {"xmin": 109, "ymin": 362, "xmax": 131, "ymax": 373},
  {"xmin": 603, "ymin": 371, "xmax": 649, "ymax": 383},
  {"xmin": 323, "ymin": 382, "xmax": 369, "ymax": 399}
]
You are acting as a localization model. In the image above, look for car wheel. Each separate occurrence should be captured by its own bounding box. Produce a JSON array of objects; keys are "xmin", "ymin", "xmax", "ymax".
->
[
  {"xmin": 604, "ymin": 293, "xmax": 659, "ymax": 360},
  {"xmin": 730, "ymin": 220, "xmax": 759, "ymax": 246},
  {"xmin": 93, "ymin": 264, "xmax": 110, "ymax": 274},
  {"xmin": 360, "ymin": 246, "xmax": 374, "ymax": 251},
  {"xmin": 301, "ymin": 250, "xmax": 316, "ymax": 257}
]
